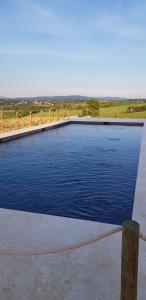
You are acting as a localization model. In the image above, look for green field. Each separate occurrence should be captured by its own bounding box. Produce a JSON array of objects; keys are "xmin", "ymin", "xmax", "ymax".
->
[
  {"xmin": 100, "ymin": 102, "xmax": 146, "ymax": 118},
  {"xmin": 1, "ymin": 101, "xmax": 146, "ymax": 120},
  {"xmin": 1, "ymin": 100, "xmax": 146, "ymax": 133}
]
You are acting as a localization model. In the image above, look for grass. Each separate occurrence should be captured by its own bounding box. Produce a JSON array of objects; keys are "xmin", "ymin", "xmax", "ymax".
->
[
  {"xmin": 0, "ymin": 110, "xmax": 69, "ymax": 133},
  {"xmin": 100, "ymin": 102, "xmax": 146, "ymax": 118},
  {"xmin": 0, "ymin": 101, "xmax": 146, "ymax": 133}
]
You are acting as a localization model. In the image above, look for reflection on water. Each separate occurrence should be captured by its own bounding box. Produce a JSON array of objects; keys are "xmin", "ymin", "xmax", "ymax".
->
[{"xmin": 0, "ymin": 124, "xmax": 142, "ymax": 225}]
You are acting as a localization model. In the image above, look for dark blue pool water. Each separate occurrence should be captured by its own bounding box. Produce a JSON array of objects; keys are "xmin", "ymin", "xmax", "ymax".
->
[{"xmin": 0, "ymin": 124, "xmax": 142, "ymax": 225}]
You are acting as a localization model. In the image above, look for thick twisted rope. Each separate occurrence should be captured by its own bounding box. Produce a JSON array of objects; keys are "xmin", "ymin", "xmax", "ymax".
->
[
  {"xmin": 139, "ymin": 232, "xmax": 146, "ymax": 241},
  {"xmin": 0, "ymin": 226, "xmax": 122, "ymax": 256}
]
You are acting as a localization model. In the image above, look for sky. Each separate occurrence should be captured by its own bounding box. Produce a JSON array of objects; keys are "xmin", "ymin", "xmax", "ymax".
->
[{"xmin": 0, "ymin": 0, "xmax": 146, "ymax": 98}]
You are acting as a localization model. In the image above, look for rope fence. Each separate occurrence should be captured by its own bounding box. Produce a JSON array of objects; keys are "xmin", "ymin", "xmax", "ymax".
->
[
  {"xmin": 0, "ymin": 220, "xmax": 145, "ymax": 299},
  {"xmin": 0, "ymin": 224, "xmax": 145, "ymax": 256},
  {"xmin": 139, "ymin": 232, "xmax": 146, "ymax": 241},
  {"xmin": 0, "ymin": 109, "xmax": 70, "ymax": 133},
  {"xmin": 0, "ymin": 226, "xmax": 122, "ymax": 256}
]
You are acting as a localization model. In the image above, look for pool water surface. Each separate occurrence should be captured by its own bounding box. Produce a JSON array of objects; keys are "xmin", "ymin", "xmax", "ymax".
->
[{"xmin": 0, "ymin": 124, "xmax": 142, "ymax": 225}]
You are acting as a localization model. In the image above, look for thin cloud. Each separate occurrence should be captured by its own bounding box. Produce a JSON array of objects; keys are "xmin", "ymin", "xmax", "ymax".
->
[
  {"xmin": 96, "ymin": 9, "xmax": 146, "ymax": 39},
  {"xmin": 0, "ymin": 46, "xmax": 122, "ymax": 62},
  {"xmin": 3, "ymin": 0, "xmax": 74, "ymax": 36}
]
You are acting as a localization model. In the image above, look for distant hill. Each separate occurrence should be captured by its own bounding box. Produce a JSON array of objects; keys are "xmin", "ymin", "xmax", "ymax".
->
[
  {"xmin": 0, "ymin": 95, "xmax": 127, "ymax": 102},
  {"xmin": 35, "ymin": 95, "xmax": 90, "ymax": 101},
  {"xmin": 2, "ymin": 95, "xmax": 146, "ymax": 102}
]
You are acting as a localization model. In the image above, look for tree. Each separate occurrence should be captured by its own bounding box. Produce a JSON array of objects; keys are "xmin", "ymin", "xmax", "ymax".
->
[
  {"xmin": 87, "ymin": 99, "xmax": 100, "ymax": 110},
  {"xmin": 86, "ymin": 99, "xmax": 100, "ymax": 117}
]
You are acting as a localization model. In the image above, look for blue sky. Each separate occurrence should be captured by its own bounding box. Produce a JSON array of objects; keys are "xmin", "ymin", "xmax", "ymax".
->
[{"xmin": 0, "ymin": 0, "xmax": 146, "ymax": 97}]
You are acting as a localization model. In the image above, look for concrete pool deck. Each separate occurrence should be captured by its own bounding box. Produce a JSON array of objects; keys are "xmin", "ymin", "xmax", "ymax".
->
[{"xmin": 0, "ymin": 117, "xmax": 146, "ymax": 299}]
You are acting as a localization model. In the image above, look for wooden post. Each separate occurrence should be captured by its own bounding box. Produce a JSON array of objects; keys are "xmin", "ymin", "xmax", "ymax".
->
[
  {"xmin": 68, "ymin": 109, "xmax": 70, "ymax": 118},
  {"xmin": 0, "ymin": 111, "xmax": 3, "ymax": 132},
  {"xmin": 98, "ymin": 107, "xmax": 100, "ymax": 118},
  {"xmin": 29, "ymin": 111, "xmax": 32, "ymax": 126},
  {"xmin": 120, "ymin": 220, "xmax": 139, "ymax": 300},
  {"xmin": 59, "ymin": 108, "xmax": 62, "ymax": 119},
  {"xmin": 40, "ymin": 110, "xmax": 43, "ymax": 124},
  {"xmin": 49, "ymin": 109, "xmax": 51, "ymax": 122},
  {"xmin": 16, "ymin": 112, "xmax": 19, "ymax": 129}
]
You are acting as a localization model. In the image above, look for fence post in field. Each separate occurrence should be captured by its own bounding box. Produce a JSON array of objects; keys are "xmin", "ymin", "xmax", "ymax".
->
[
  {"xmin": 16, "ymin": 112, "xmax": 19, "ymax": 129},
  {"xmin": 29, "ymin": 111, "xmax": 32, "ymax": 126},
  {"xmin": 59, "ymin": 108, "xmax": 62, "ymax": 119},
  {"xmin": 42, "ymin": 110, "xmax": 44, "ymax": 124},
  {"xmin": 56, "ymin": 110, "xmax": 58, "ymax": 120},
  {"xmin": 0, "ymin": 111, "xmax": 3, "ymax": 132},
  {"xmin": 68, "ymin": 109, "xmax": 70, "ymax": 118},
  {"xmin": 40, "ymin": 109, "xmax": 42, "ymax": 124},
  {"xmin": 120, "ymin": 220, "xmax": 139, "ymax": 300},
  {"xmin": 49, "ymin": 109, "xmax": 51, "ymax": 122}
]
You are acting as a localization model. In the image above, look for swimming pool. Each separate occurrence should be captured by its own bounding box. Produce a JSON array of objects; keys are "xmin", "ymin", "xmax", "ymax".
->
[{"xmin": 0, "ymin": 124, "xmax": 142, "ymax": 225}]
